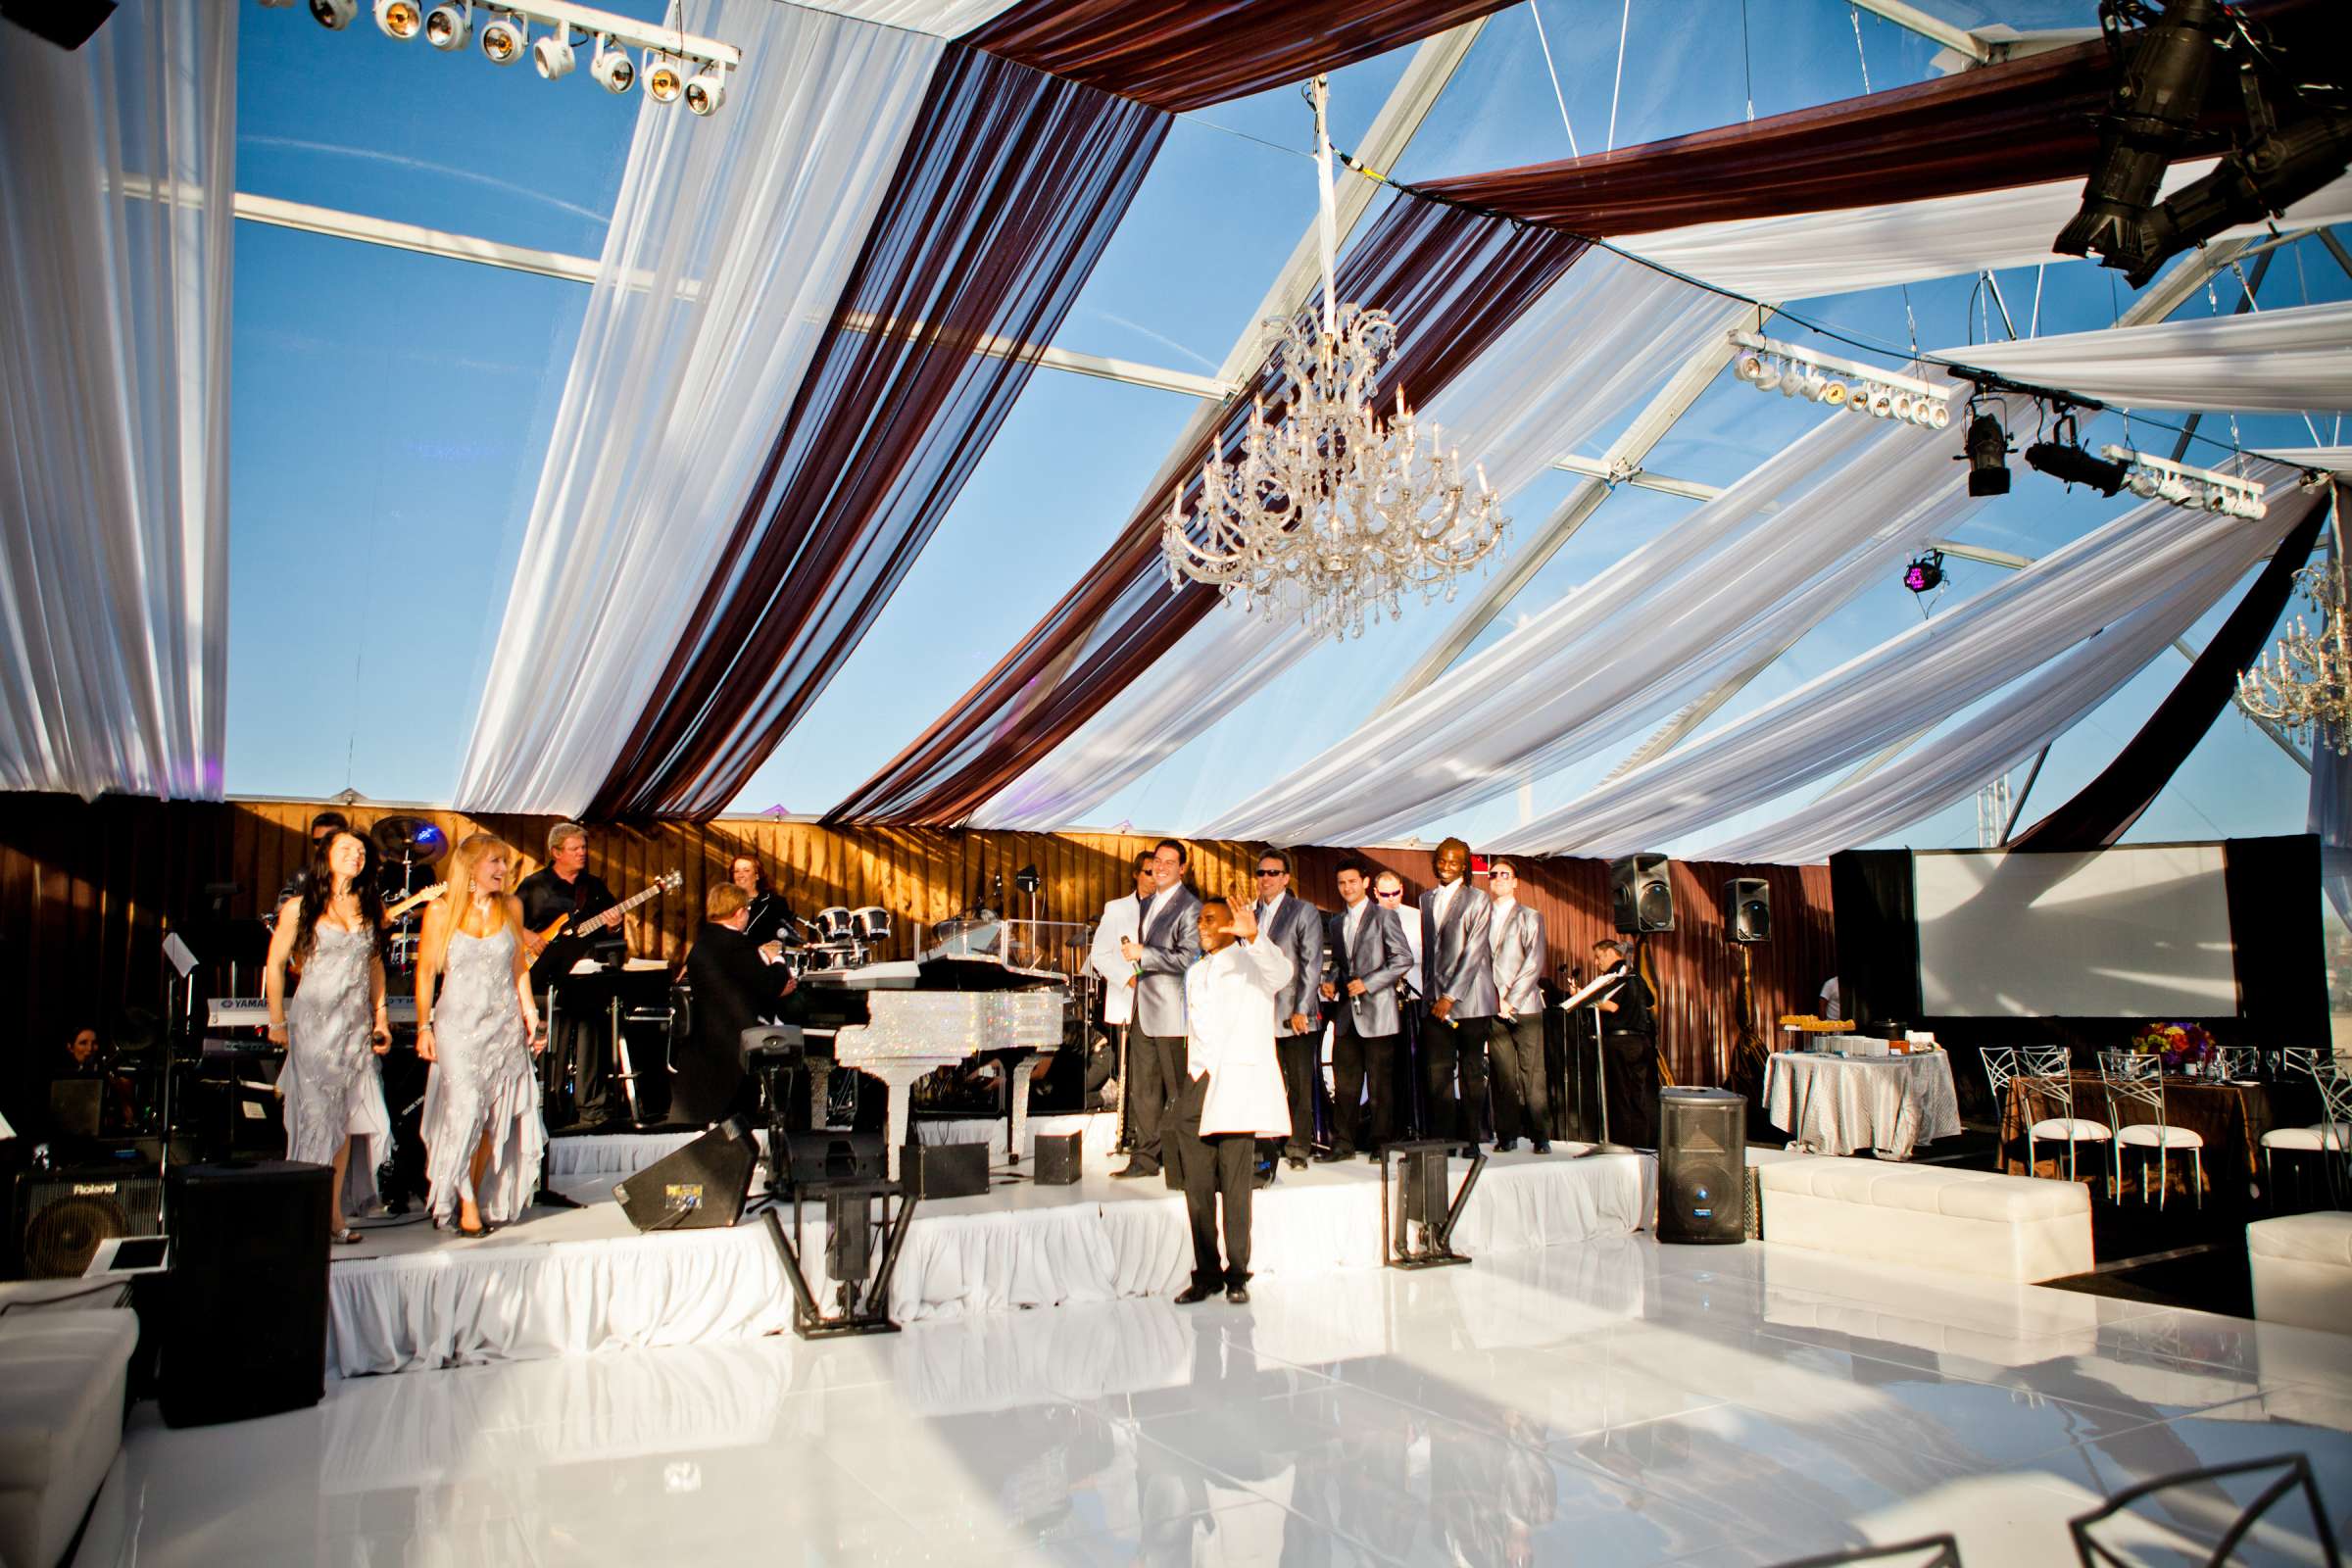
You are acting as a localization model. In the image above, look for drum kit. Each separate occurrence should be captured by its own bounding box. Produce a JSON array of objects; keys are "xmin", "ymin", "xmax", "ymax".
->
[
  {"xmin": 372, "ymin": 815, "xmax": 447, "ymax": 971},
  {"xmin": 793, "ymin": 905, "xmax": 891, "ymax": 972}
]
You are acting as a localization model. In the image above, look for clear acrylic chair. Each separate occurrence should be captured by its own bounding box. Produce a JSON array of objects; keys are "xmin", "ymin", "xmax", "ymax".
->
[
  {"xmin": 2099, "ymin": 1052, "xmax": 2203, "ymax": 1209},
  {"xmin": 2015, "ymin": 1047, "xmax": 2112, "ymax": 1195}
]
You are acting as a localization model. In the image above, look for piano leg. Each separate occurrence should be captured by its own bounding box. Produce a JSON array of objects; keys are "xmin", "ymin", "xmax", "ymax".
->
[
  {"xmin": 880, "ymin": 1072, "xmax": 916, "ymax": 1184},
  {"xmin": 1003, "ymin": 1050, "xmax": 1035, "ymax": 1172}
]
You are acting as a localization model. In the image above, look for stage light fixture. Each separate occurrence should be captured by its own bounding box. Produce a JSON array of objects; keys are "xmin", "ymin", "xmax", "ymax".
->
[
  {"xmin": 684, "ymin": 65, "xmax": 725, "ymax": 116},
  {"xmin": 1904, "ymin": 550, "xmax": 1945, "ymax": 594},
  {"xmin": 2054, "ymin": 0, "xmax": 2230, "ymax": 269},
  {"xmin": 423, "ymin": 1, "xmax": 469, "ymax": 48},
  {"xmin": 373, "ymin": 0, "xmax": 423, "ymax": 36},
  {"xmin": 645, "ymin": 51, "xmax": 685, "ymax": 102},
  {"xmin": 2100, "ymin": 443, "xmax": 2268, "ymax": 517},
  {"xmin": 1960, "ymin": 408, "xmax": 2011, "ymax": 497},
  {"xmin": 479, "ymin": 11, "xmax": 524, "ymax": 62},
  {"xmin": 309, "ymin": 0, "xmax": 358, "ymax": 27},
  {"xmin": 2024, "ymin": 415, "xmax": 2129, "ymax": 496},
  {"xmin": 589, "ymin": 33, "xmax": 633, "ymax": 92},
  {"xmin": 531, "ymin": 22, "xmax": 573, "ymax": 77}
]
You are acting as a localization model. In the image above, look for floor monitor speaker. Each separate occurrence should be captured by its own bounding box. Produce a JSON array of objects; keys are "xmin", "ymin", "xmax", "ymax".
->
[
  {"xmin": 1656, "ymin": 1089, "xmax": 1746, "ymax": 1245},
  {"xmin": 1609, "ymin": 854, "xmax": 1675, "ymax": 933},
  {"xmin": 613, "ymin": 1117, "xmax": 759, "ymax": 1231},
  {"xmin": 14, "ymin": 1166, "xmax": 164, "ymax": 1278},
  {"xmin": 773, "ymin": 1129, "xmax": 887, "ymax": 1195},
  {"xmin": 162, "ymin": 1160, "xmax": 331, "ymax": 1426},
  {"xmin": 902, "ymin": 1140, "xmax": 989, "ymax": 1201}
]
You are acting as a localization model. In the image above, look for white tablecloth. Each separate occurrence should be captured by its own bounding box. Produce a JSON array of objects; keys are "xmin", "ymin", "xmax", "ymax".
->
[{"xmin": 1763, "ymin": 1051, "xmax": 1962, "ymax": 1159}]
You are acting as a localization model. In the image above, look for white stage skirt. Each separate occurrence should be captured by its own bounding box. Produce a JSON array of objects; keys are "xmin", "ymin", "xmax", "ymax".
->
[{"xmin": 326, "ymin": 1148, "xmax": 1655, "ymax": 1379}]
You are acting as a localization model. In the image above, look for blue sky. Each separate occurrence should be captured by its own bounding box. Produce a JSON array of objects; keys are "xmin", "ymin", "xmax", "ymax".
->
[{"xmin": 224, "ymin": 0, "xmax": 2346, "ymax": 863}]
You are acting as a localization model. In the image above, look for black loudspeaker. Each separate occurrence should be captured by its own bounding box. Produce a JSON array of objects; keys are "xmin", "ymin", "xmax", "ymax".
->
[
  {"xmin": 163, "ymin": 1160, "xmax": 331, "ymax": 1427},
  {"xmin": 15, "ymin": 1167, "xmax": 164, "ymax": 1278},
  {"xmin": 773, "ymin": 1129, "xmax": 886, "ymax": 1194},
  {"xmin": 1656, "ymin": 1089, "xmax": 1746, "ymax": 1246},
  {"xmin": 1725, "ymin": 878, "xmax": 1771, "ymax": 944},
  {"xmin": 902, "ymin": 1140, "xmax": 989, "ymax": 1201},
  {"xmin": 1034, "ymin": 1131, "xmax": 1082, "ymax": 1186},
  {"xmin": 613, "ymin": 1117, "xmax": 759, "ymax": 1231},
  {"xmin": 1610, "ymin": 854, "xmax": 1675, "ymax": 933}
]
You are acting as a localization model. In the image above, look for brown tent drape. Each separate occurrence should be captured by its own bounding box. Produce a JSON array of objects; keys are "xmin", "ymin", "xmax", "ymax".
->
[{"xmin": 829, "ymin": 196, "xmax": 1587, "ymax": 825}]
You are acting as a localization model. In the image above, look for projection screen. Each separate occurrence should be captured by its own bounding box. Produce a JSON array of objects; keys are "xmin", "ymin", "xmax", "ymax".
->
[{"xmin": 1914, "ymin": 845, "xmax": 2239, "ymax": 1017}]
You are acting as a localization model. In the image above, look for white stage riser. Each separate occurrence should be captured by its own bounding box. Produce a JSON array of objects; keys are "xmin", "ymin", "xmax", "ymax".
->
[
  {"xmin": 541, "ymin": 1112, "xmax": 1120, "ymax": 1182},
  {"xmin": 326, "ymin": 1152, "xmax": 1657, "ymax": 1378}
]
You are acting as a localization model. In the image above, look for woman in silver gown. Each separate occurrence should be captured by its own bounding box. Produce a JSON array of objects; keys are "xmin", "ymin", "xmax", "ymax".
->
[
  {"xmin": 265, "ymin": 828, "xmax": 394, "ymax": 1244},
  {"xmin": 415, "ymin": 832, "xmax": 545, "ymax": 1236}
]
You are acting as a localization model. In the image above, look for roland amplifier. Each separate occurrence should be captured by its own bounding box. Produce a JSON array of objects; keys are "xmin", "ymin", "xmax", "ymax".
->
[
  {"xmin": 1656, "ymin": 1088, "xmax": 1747, "ymax": 1246},
  {"xmin": 14, "ymin": 1166, "xmax": 165, "ymax": 1278}
]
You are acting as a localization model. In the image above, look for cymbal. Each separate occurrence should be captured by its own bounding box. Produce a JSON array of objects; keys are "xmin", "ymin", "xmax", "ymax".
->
[{"xmin": 370, "ymin": 814, "xmax": 449, "ymax": 862}]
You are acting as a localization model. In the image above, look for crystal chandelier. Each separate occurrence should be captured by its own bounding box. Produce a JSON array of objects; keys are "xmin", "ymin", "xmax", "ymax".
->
[
  {"xmin": 1160, "ymin": 76, "xmax": 1506, "ymax": 642},
  {"xmin": 2237, "ymin": 485, "xmax": 2351, "ymax": 755}
]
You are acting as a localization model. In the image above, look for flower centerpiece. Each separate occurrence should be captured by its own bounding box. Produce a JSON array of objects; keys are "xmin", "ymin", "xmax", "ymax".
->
[{"xmin": 2130, "ymin": 1021, "xmax": 2216, "ymax": 1073}]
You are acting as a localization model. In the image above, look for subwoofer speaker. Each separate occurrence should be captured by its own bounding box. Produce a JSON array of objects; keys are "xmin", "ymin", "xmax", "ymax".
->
[
  {"xmin": 772, "ymin": 1129, "xmax": 886, "ymax": 1196},
  {"xmin": 1034, "ymin": 1131, "xmax": 1081, "ymax": 1185},
  {"xmin": 1610, "ymin": 854, "xmax": 1675, "ymax": 933},
  {"xmin": 902, "ymin": 1140, "xmax": 989, "ymax": 1201},
  {"xmin": 1656, "ymin": 1089, "xmax": 1746, "ymax": 1246},
  {"xmin": 162, "ymin": 1160, "xmax": 331, "ymax": 1427},
  {"xmin": 613, "ymin": 1116, "xmax": 759, "ymax": 1231},
  {"xmin": 1725, "ymin": 877, "xmax": 1771, "ymax": 944},
  {"xmin": 14, "ymin": 1166, "xmax": 164, "ymax": 1278}
]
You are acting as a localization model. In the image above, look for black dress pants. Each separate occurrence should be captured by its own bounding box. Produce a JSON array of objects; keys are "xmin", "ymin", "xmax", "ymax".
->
[
  {"xmin": 1171, "ymin": 1072, "xmax": 1253, "ymax": 1289},
  {"xmin": 1488, "ymin": 1012, "xmax": 1548, "ymax": 1145},
  {"xmin": 1275, "ymin": 1034, "xmax": 1319, "ymax": 1158},
  {"xmin": 548, "ymin": 1004, "xmax": 616, "ymax": 1125},
  {"xmin": 1329, "ymin": 1010, "xmax": 1396, "ymax": 1156},
  {"xmin": 1126, "ymin": 1030, "xmax": 1185, "ymax": 1179},
  {"xmin": 1603, "ymin": 1031, "xmax": 1661, "ymax": 1149},
  {"xmin": 1418, "ymin": 1011, "xmax": 1492, "ymax": 1144}
]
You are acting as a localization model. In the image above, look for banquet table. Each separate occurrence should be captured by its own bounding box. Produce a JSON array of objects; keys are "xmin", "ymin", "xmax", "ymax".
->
[
  {"xmin": 1762, "ymin": 1049, "xmax": 1963, "ymax": 1160},
  {"xmin": 2000, "ymin": 1071, "xmax": 2321, "ymax": 1202}
]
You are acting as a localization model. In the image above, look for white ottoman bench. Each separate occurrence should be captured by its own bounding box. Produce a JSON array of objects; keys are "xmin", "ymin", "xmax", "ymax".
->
[
  {"xmin": 1756, "ymin": 1155, "xmax": 2093, "ymax": 1283},
  {"xmin": 0, "ymin": 1299, "xmax": 140, "ymax": 1568},
  {"xmin": 2248, "ymin": 1212, "xmax": 2352, "ymax": 1334}
]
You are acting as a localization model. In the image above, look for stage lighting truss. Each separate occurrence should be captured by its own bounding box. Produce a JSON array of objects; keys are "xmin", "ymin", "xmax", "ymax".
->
[
  {"xmin": 1727, "ymin": 331, "xmax": 1954, "ymax": 428},
  {"xmin": 268, "ymin": 0, "xmax": 742, "ymax": 115},
  {"xmin": 2099, "ymin": 444, "xmax": 2269, "ymax": 518}
]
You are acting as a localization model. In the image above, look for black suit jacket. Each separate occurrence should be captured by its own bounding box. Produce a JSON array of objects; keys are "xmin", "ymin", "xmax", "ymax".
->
[
  {"xmin": 676, "ymin": 921, "xmax": 797, "ymax": 1125},
  {"xmin": 742, "ymin": 891, "xmax": 795, "ymax": 948}
]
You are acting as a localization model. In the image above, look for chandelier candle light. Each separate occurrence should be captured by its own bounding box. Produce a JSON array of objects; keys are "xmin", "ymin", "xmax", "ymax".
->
[
  {"xmin": 1160, "ymin": 77, "xmax": 1507, "ymax": 643},
  {"xmin": 2238, "ymin": 483, "xmax": 2352, "ymax": 755}
]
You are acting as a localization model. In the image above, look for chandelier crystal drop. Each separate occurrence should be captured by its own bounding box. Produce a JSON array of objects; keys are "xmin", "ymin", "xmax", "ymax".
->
[
  {"xmin": 1160, "ymin": 77, "xmax": 1507, "ymax": 643},
  {"xmin": 2237, "ymin": 514, "xmax": 2352, "ymax": 756}
]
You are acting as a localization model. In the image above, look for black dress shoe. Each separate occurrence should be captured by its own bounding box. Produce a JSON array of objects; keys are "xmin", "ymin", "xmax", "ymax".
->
[
  {"xmin": 1494, "ymin": 1138, "xmax": 1519, "ymax": 1153},
  {"xmin": 1315, "ymin": 1149, "xmax": 1352, "ymax": 1162},
  {"xmin": 1285, "ymin": 1154, "xmax": 1308, "ymax": 1171},
  {"xmin": 1225, "ymin": 1285, "xmax": 1250, "ymax": 1305},
  {"xmin": 1111, "ymin": 1162, "xmax": 1156, "ymax": 1180},
  {"xmin": 1531, "ymin": 1140, "xmax": 1552, "ymax": 1154},
  {"xmin": 1175, "ymin": 1282, "xmax": 1216, "ymax": 1304}
]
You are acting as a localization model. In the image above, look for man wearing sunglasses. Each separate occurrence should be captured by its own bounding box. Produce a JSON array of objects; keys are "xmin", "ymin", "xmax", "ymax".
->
[
  {"xmin": 1251, "ymin": 848, "xmax": 1324, "ymax": 1171},
  {"xmin": 1372, "ymin": 870, "xmax": 1424, "ymax": 1136}
]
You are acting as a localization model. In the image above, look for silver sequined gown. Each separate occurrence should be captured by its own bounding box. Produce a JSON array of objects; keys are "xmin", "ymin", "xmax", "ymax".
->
[
  {"xmin": 420, "ymin": 923, "xmax": 544, "ymax": 1225},
  {"xmin": 281, "ymin": 923, "xmax": 391, "ymax": 1217}
]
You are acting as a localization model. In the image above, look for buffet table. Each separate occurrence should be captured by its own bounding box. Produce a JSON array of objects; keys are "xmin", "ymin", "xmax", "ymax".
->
[{"xmin": 1763, "ymin": 1048, "xmax": 1963, "ymax": 1160}]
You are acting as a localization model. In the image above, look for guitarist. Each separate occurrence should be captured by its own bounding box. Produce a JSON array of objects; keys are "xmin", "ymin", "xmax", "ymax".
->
[{"xmin": 517, "ymin": 821, "xmax": 624, "ymax": 1127}]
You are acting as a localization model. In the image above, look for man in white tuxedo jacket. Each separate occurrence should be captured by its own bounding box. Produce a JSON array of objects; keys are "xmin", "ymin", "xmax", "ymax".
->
[
  {"xmin": 1251, "ymin": 847, "xmax": 1324, "ymax": 1170},
  {"xmin": 1418, "ymin": 836, "xmax": 1498, "ymax": 1146},
  {"xmin": 1174, "ymin": 897, "xmax": 1293, "ymax": 1304},
  {"xmin": 1088, "ymin": 853, "xmax": 1154, "ymax": 1132},
  {"xmin": 1115, "ymin": 839, "xmax": 1201, "ymax": 1183}
]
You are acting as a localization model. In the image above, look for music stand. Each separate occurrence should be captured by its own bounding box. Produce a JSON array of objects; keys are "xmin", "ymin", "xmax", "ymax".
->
[{"xmin": 1558, "ymin": 970, "xmax": 1630, "ymax": 1152}]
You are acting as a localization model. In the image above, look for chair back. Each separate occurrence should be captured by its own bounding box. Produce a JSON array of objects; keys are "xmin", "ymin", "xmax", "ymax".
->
[
  {"xmin": 1981, "ymin": 1047, "xmax": 2021, "ymax": 1102},
  {"xmin": 2097, "ymin": 1050, "xmax": 2167, "ymax": 1132},
  {"xmin": 2315, "ymin": 1061, "xmax": 2352, "ymax": 1142},
  {"xmin": 2017, "ymin": 1047, "xmax": 2078, "ymax": 1122}
]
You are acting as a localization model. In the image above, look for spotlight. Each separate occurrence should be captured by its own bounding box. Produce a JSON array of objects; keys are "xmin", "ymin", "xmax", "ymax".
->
[
  {"xmin": 2053, "ymin": 0, "xmax": 2230, "ymax": 270},
  {"xmin": 1869, "ymin": 388, "xmax": 1894, "ymax": 418},
  {"xmin": 589, "ymin": 35, "xmax": 634, "ymax": 93},
  {"xmin": 2126, "ymin": 468, "xmax": 2161, "ymax": 498},
  {"xmin": 1819, "ymin": 380, "xmax": 1849, "ymax": 407},
  {"xmin": 479, "ymin": 12, "xmax": 525, "ymax": 64},
  {"xmin": 531, "ymin": 26, "xmax": 574, "ymax": 78},
  {"xmin": 684, "ymin": 66, "xmax": 726, "ymax": 116},
  {"xmin": 1736, "ymin": 352, "xmax": 1767, "ymax": 382},
  {"xmin": 2024, "ymin": 416, "xmax": 2128, "ymax": 496},
  {"xmin": 309, "ymin": 0, "xmax": 358, "ymax": 27},
  {"xmin": 373, "ymin": 0, "xmax": 423, "ymax": 37},
  {"xmin": 1926, "ymin": 401, "xmax": 1952, "ymax": 430},
  {"xmin": 1960, "ymin": 408, "xmax": 2011, "ymax": 496},
  {"xmin": 645, "ymin": 52, "xmax": 685, "ymax": 102},
  {"xmin": 423, "ymin": 1, "xmax": 469, "ymax": 48},
  {"xmin": 1904, "ymin": 550, "xmax": 1945, "ymax": 595}
]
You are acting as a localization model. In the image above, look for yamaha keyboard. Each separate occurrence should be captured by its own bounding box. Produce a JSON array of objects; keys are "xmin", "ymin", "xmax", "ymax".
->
[{"xmin": 207, "ymin": 996, "xmax": 417, "ymax": 1029}]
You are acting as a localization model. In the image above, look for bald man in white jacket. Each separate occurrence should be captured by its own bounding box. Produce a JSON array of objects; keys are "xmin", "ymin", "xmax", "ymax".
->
[{"xmin": 1173, "ymin": 897, "xmax": 1293, "ymax": 1305}]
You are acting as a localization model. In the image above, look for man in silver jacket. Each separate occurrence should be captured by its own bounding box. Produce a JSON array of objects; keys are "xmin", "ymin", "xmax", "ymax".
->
[
  {"xmin": 1251, "ymin": 847, "xmax": 1324, "ymax": 1170},
  {"xmin": 1319, "ymin": 857, "xmax": 1412, "ymax": 1160},
  {"xmin": 1485, "ymin": 859, "xmax": 1551, "ymax": 1153},
  {"xmin": 1114, "ymin": 839, "xmax": 1201, "ymax": 1184},
  {"xmin": 1418, "ymin": 837, "xmax": 1498, "ymax": 1146}
]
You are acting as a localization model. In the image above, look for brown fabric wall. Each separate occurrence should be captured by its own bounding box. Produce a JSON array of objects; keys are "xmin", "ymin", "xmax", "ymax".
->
[{"xmin": 0, "ymin": 794, "xmax": 1833, "ymax": 1124}]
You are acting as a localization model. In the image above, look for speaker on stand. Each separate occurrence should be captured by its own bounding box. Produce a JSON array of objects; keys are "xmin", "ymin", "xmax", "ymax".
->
[
  {"xmin": 1656, "ymin": 1089, "xmax": 1747, "ymax": 1246},
  {"xmin": 1609, "ymin": 854, "xmax": 1675, "ymax": 934}
]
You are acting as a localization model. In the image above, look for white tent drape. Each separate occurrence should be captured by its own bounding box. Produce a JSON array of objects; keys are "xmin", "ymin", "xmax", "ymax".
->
[
  {"xmin": 1203, "ymin": 411, "xmax": 1979, "ymax": 844},
  {"xmin": 968, "ymin": 257, "xmax": 1745, "ymax": 830},
  {"xmin": 1623, "ymin": 163, "xmax": 2352, "ymax": 304},
  {"xmin": 1944, "ymin": 300, "xmax": 2352, "ymax": 415},
  {"xmin": 455, "ymin": 2, "xmax": 943, "ymax": 816},
  {"xmin": 1491, "ymin": 477, "xmax": 2311, "ymax": 857},
  {"xmin": 787, "ymin": 0, "xmax": 1023, "ymax": 34},
  {"xmin": 1696, "ymin": 477, "xmax": 2314, "ymax": 864},
  {"xmin": 0, "ymin": 0, "xmax": 234, "ymax": 801}
]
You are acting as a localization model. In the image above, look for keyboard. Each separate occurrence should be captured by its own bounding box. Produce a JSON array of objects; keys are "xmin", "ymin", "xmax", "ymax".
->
[{"xmin": 207, "ymin": 996, "xmax": 417, "ymax": 1029}]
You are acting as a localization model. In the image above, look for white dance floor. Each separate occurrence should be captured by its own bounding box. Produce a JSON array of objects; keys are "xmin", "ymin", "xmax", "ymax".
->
[
  {"xmin": 324, "ymin": 1141, "xmax": 1656, "ymax": 1376},
  {"xmin": 75, "ymin": 1235, "xmax": 2352, "ymax": 1566}
]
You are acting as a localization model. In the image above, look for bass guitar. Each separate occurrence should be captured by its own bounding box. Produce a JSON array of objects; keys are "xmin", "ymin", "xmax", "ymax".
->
[
  {"xmin": 528, "ymin": 870, "xmax": 682, "ymax": 990},
  {"xmin": 385, "ymin": 882, "xmax": 446, "ymax": 922}
]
